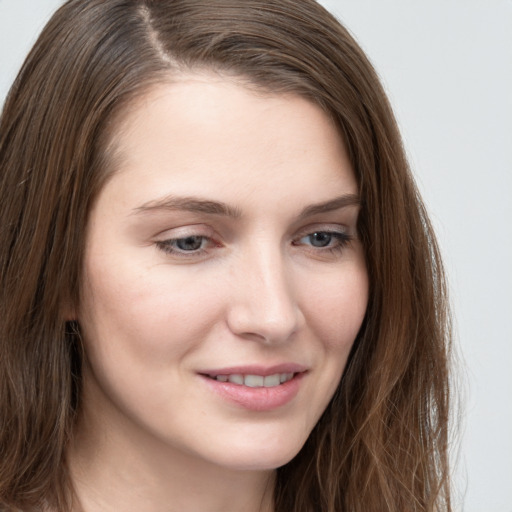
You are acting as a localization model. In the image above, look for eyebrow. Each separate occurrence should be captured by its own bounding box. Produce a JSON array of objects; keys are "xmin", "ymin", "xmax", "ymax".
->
[
  {"xmin": 297, "ymin": 193, "xmax": 361, "ymax": 219},
  {"xmin": 133, "ymin": 196, "xmax": 243, "ymax": 218},
  {"xmin": 132, "ymin": 193, "xmax": 361, "ymax": 219}
]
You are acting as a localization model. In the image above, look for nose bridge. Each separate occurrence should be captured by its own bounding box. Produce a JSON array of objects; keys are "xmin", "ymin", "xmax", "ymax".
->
[{"xmin": 227, "ymin": 238, "xmax": 301, "ymax": 343}]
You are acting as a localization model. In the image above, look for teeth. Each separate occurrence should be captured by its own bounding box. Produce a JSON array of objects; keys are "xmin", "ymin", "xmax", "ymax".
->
[
  {"xmin": 214, "ymin": 372, "xmax": 295, "ymax": 387},
  {"xmin": 244, "ymin": 375, "xmax": 263, "ymax": 387},
  {"xmin": 280, "ymin": 372, "xmax": 293, "ymax": 383},
  {"xmin": 227, "ymin": 374, "xmax": 244, "ymax": 385},
  {"xmin": 263, "ymin": 374, "xmax": 280, "ymax": 387}
]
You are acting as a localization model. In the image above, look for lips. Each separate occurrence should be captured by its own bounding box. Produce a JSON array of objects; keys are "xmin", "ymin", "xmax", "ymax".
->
[{"xmin": 199, "ymin": 364, "xmax": 307, "ymax": 411}]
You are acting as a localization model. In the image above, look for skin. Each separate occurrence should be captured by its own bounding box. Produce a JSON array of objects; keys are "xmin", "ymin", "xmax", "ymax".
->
[{"xmin": 70, "ymin": 73, "xmax": 369, "ymax": 512}]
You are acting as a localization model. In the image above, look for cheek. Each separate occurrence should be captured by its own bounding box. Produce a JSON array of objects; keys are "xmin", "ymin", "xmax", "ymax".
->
[
  {"xmin": 78, "ymin": 253, "xmax": 225, "ymax": 364},
  {"xmin": 302, "ymin": 262, "xmax": 369, "ymax": 352},
  {"xmin": 77, "ymin": 258, "xmax": 226, "ymax": 425},
  {"xmin": 293, "ymin": 263, "xmax": 368, "ymax": 431}
]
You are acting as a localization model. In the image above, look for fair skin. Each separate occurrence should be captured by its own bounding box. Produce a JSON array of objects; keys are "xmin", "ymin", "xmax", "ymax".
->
[{"xmin": 69, "ymin": 73, "xmax": 368, "ymax": 512}]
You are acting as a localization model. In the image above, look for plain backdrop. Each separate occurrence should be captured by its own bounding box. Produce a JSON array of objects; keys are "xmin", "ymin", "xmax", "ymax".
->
[{"xmin": 1, "ymin": 1, "xmax": 511, "ymax": 511}]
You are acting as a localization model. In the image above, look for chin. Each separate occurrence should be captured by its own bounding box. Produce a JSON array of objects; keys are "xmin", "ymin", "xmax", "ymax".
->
[{"xmin": 205, "ymin": 432, "xmax": 308, "ymax": 472}]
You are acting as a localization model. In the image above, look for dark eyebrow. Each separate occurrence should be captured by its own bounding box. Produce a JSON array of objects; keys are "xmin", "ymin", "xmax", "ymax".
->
[
  {"xmin": 132, "ymin": 195, "xmax": 242, "ymax": 218},
  {"xmin": 132, "ymin": 193, "xmax": 360, "ymax": 219},
  {"xmin": 297, "ymin": 194, "xmax": 361, "ymax": 218}
]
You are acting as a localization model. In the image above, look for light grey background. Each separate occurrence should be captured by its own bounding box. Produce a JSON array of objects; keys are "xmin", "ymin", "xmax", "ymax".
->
[{"xmin": 1, "ymin": 1, "xmax": 511, "ymax": 511}]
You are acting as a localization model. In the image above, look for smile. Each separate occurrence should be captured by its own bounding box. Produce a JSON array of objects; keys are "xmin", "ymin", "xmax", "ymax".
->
[
  {"xmin": 207, "ymin": 373, "xmax": 295, "ymax": 387},
  {"xmin": 201, "ymin": 370, "xmax": 305, "ymax": 411}
]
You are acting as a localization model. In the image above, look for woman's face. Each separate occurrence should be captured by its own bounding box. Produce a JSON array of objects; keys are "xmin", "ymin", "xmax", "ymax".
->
[{"xmin": 77, "ymin": 74, "xmax": 368, "ymax": 472}]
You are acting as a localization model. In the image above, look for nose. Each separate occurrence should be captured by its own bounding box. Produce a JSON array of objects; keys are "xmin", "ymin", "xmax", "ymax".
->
[{"xmin": 226, "ymin": 244, "xmax": 304, "ymax": 345}]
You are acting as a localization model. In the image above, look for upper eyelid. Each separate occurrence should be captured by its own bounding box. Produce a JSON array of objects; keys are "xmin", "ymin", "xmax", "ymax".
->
[
  {"xmin": 155, "ymin": 226, "xmax": 348, "ymax": 239},
  {"xmin": 154, "ymin": 222, "xmax": 351, "ymax": 239},
  {"xmin": 154, "ymin": 224, "xmax": 215, "ymax": 239},
  {"xmin": 294, "ymin": 223, "xmax": 350, "ymax": 237}
]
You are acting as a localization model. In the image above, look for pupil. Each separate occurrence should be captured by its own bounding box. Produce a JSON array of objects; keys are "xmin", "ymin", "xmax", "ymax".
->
[
  {"xmin": 177, "ymin": 236, "xmax": 203, "ymax": 251},
  {"xmin": 310, "ymin": 232, "xmax": 331, "ymax": 247}
]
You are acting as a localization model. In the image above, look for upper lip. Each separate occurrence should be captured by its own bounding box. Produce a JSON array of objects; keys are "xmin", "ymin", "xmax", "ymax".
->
[{"xmin": 199, "ymin": 363, "xmax": 308, "ymax": 377}]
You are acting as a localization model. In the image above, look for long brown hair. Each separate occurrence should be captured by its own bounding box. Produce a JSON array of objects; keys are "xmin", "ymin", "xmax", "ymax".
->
[{"xmin": 0, "ymin": 1, "xmax": 452, "ymax": 510}]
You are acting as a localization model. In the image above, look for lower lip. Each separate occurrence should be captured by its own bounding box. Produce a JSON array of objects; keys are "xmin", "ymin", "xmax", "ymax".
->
[{"xmin": 200, "ymin": 373, "xmax": 305, "ymax": 411}]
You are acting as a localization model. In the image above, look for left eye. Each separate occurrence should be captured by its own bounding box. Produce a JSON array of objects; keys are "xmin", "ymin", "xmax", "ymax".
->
[{"xmin": 298, "ymin": 231, "xmax": 349, "ymax": 248}]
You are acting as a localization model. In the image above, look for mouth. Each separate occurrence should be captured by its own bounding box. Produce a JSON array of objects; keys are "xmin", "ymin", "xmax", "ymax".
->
[
  {"xmin": 204, "ymin": 372, "xmax": 296, "ymax": 388},
  {"xmin": 197, "ymin": 364, "xmax": 307, "ymax": 410}
]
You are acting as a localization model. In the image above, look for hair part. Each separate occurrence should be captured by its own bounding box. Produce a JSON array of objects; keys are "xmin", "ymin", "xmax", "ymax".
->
[{"xmin": 0, "ymin": 1, "xmax": 452, "ymax": 510}]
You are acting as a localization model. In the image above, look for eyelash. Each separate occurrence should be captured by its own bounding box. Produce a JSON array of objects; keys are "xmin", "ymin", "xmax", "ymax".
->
[
  {"xmin": 155, "ymin": 230, "xmax": 353, "ymax": 258},
  {"xmin": 293, "ymin": 231, "xmax": 353, "ymax": 255},
  {"xmin": 156, "ymin": 235, "xmax": 215, "ymax": 258}
]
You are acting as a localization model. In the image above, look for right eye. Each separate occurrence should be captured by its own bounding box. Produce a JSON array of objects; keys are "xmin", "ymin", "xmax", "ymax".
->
[{"xmin": 156, "ymin": 235, "xmax": 214, "ymax": 257}]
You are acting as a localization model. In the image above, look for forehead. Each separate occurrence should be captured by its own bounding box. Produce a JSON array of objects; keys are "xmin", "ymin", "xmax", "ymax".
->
[{"xmin": 96, "ymin": 73, "xmax": 357, "ymax": 215}]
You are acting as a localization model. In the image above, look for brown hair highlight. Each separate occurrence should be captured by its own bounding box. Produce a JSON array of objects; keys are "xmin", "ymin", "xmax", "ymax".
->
[{"xmin": 0, "ymin": 1, "xmax": 452, "ymax": 510}]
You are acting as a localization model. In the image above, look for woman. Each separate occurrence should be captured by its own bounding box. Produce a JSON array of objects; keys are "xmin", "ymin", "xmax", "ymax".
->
[{"xmin": 0, "ymin": 0, "xmax": 452, "ymax": 511}]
